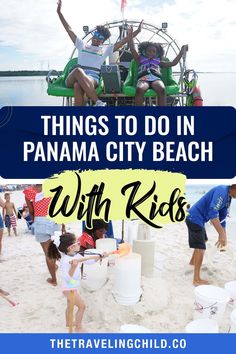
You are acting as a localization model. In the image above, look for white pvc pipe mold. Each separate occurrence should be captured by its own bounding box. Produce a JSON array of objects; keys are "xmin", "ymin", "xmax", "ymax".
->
[
  {"xmin": 133, "ymin": 239, "xmax": 155, "ymax": 277},
  {"xmin": 112, "ymin": 253, "xmax": 142, "ymax": 305},
  {"xmin": 81, "ymin": 248, "xmax": 108, "ymax": 291},
  {"xmin": 95, "ymin": 238, "xmax": 117, "ymax": 252},
  {"xmin": 137, "ymin": 222, "xmax": 151, "ymax": 240}
]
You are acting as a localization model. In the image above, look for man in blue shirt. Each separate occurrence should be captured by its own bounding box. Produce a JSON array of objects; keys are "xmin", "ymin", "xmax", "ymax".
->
[{"xmin": 186, "ymin": 184, "xmax": 236, "ymax": 286}]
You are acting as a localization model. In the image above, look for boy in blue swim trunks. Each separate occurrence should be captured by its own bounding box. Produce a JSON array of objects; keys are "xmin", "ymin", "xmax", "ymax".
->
[
  {"xmin": 57, "ymin": 0, "xmax": 142, "ymax": 106},
  {"xmin": 186, "ymin": 184, "xmax": 236, "ymax": 286}
]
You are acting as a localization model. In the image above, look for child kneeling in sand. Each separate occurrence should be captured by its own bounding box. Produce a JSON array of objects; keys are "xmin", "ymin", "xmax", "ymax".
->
[{"xmin": 48, "ymin": 232, "xmax": 107, "ymax": 332}]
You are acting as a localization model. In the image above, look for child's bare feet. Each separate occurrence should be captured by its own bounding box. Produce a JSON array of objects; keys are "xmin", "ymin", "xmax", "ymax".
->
[
  {"xmin": 47, "ymin": 278, "xmax": 57, "ymax": 286},
  {"xmin": 193, "ymin": 279, "xmax": 210, "ymax": 286}
]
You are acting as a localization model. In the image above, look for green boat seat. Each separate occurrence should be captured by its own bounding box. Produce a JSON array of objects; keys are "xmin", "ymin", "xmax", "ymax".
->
[
  {"xmin": 47, "ymin": 57, "xmax": 103, "ymax": 97},
  {"xmin": 122, "ymin": 58, "xmax": 180, "ymax": 97}
]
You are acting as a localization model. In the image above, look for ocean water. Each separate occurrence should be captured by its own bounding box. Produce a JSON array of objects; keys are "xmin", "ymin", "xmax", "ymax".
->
[
  {"xmin": 0, "ymin": 76, "xmax": 62, "ymax": 107},
  {"xmin": 0, "ymin": 72, "xmax": 236, "ymax": 107}
]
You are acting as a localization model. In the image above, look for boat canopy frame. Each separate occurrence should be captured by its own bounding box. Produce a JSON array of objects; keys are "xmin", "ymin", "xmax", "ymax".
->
[{"xmin": 47, "ymin": 19, "xmax": 188, "ymax": 106}]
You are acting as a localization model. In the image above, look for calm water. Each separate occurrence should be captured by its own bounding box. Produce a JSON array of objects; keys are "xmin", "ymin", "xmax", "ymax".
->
[{"xmin": 0, "ymin": 73, "xmax": 236, "ymax": 107}]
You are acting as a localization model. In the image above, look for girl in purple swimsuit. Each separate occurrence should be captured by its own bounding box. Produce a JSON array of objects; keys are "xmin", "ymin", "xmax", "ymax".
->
[{"xmin": 128, "ymin": 27, "xmax": 188, "ymax": 106}]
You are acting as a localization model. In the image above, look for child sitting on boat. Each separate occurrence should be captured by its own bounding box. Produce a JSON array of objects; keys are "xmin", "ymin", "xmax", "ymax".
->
[
  {"xmin": 57, "ymin": 0, "xmax": 142, "ymax": 106},
  {"xmin": 48, "ymin": 232, "xmax": 107, "ymax": 332},
  {"xmin": 128, "ymin": 27, "xmax": 188, "ymax": 106}
]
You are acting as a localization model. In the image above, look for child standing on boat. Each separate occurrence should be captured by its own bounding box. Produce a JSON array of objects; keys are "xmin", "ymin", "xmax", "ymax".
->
[
  {"xmin": 48, "ymin": 232, "xmax": 107, "ymax": 332},
  {"xmin": 3, "ymin": 193, "xmax": 17, "ymax": 236},
  {"xmin": 57, "ymin": 0, "xmax": 142, "ymax": 106},
  {"xmin": 128, "ymin": 27, "xmax": 188, "ymax": 106}
]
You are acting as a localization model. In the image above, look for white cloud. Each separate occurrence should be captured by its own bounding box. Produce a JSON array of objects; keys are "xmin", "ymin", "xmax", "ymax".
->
[{"xmin": 0, "ymin": 0, "xmax": 235, "ymax": 71}]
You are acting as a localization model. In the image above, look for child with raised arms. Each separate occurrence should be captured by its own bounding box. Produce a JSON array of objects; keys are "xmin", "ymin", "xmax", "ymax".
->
[
  {"xmin": 57, "ymin": 0, "xmax": 142, "ymax": 106},
  {"xmin": 128, "ymin": 27, "xmax": 188, "ymax": 106}
]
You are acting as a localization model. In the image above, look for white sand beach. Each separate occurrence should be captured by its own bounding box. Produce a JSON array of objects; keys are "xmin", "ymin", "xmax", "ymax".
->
[{"xmin": 1, "ymin": 190, "xmax": 236, "ymax": 333}]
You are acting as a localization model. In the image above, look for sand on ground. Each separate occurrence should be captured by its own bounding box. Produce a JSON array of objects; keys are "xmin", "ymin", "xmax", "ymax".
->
[{"xmin": 0, "ymin": 190, "xmax": 236, "ymax": 333}]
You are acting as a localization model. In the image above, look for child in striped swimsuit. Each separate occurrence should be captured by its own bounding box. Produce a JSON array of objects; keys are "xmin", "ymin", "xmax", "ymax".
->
[
  {"xmin": 3, "ymin": 193, "xmax": 17, "ymax": 236},
  {"xmin": 128, "ymin": 27, "xmax": 188, "ymax": 106}
]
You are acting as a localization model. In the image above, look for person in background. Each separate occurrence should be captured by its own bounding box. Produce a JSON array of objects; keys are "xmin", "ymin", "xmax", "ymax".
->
[
  {"xmin": 3, "ymin": 193, "xmax": 17, "ymax": 236},
  {"xmin": 79, "ymin": 219, "xmax": 108, "ymax": 251},
  {"xmin": 23, "ymin": 185, "xmax": 64, "ymax": 286},
  {"xmin": 186, "ymin": 184, "xmax": 236, "ymax": 286},
  {"xmin": 21, "ymin": 204, "xmax": 34, "ymax": 231}
]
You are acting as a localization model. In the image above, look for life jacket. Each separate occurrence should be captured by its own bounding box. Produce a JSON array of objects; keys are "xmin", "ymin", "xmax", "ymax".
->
[{"xmin": 138, "ymin": 56, "xmax": 162, "ymax": 79}]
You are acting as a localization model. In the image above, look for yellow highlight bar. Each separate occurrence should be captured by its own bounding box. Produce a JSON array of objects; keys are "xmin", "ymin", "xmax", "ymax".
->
[{"xmin": 43, "ymin": 169, "xmax": 187, "ymax": 229}]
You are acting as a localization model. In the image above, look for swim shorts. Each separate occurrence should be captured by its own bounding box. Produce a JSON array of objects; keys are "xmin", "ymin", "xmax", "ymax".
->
[
  {"xmin": 65, "ymin": 66, "xmax": 100, "ymax": 87},
  {"xmin": 5, "ymin": 215, "xmax": 11, "ymax": 228},
  {"xmin": 186, "ymin": 219, "xmax": 208, "ymax": 250},
  {"xmin": 5, "ymin": 215, "xmax": 17, "ymax": 228},
  {"xmin": 138, "ymin": 73, "xmax": 162, "ymax": 83}
]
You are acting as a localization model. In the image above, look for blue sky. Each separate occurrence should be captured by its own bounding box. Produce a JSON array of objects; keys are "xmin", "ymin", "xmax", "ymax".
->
[{"xmin": 0, "ymin": 0, "xmax": 236, "ymax": 71}]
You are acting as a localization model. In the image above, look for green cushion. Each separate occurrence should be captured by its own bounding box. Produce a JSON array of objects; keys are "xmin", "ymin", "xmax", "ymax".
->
[
  {"xmin": 122, "ymin": 59, "xmax": 180, "ymax": 97},
  {"xmin": 47, "ymin": 58, "xmax": 103, "ymax": 97}
]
